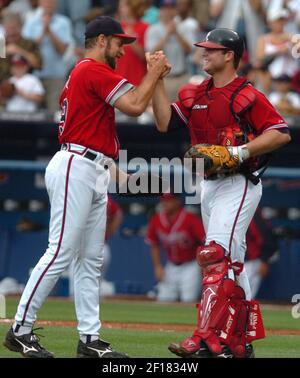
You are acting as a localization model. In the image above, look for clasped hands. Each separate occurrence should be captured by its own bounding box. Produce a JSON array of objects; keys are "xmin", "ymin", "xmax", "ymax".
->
[{"xmin": 145, "ymin": 51, "xmax": 172, "ymax": 79}]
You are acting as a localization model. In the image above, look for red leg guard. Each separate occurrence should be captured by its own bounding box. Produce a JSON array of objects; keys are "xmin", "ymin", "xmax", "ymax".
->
[
  {"xmin": 247, "ymin": 300, "xmax": 265, "ymax": 342},
  {"xmin": 180, "ymin": 278, "xmax": 235, "ymax": 356},
  {"xmin": 180, "ymin": 242, "xmax": 234, "ymax": 355},
  {"xmin": 177, "ymin": 242, "xmax": 265, "ymax": 358},
  {"xmin": 219, "ymin": 286, "xmax": 248, "ymax": 357},
  {"xmin": 219, "ymin": 289, "xmax": 265, "ymax": 357}
]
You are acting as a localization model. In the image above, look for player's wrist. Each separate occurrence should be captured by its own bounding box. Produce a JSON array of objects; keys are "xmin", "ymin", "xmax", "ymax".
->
[{"xmin": 227, "ymin": 145, "xmax": 250, "ymax": 163}]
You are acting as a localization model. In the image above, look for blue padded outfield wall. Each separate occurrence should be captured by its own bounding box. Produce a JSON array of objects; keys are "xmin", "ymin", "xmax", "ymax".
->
[
  {"xmin": 0, "ymin": 167, "xmax": 300, "ymax": 301},
  {"xmin": 0, "ymin": 229, "xmax": 299, "ymax": 301}
]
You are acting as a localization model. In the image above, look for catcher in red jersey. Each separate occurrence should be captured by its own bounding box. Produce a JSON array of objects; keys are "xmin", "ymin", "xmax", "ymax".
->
[
  {"xmin": 148, "ymin": 28, "xmax": 291, "ymax": 358},
  {"xmin": 4, "ymin": 16, "xmax": 169, "ymax": 359}
]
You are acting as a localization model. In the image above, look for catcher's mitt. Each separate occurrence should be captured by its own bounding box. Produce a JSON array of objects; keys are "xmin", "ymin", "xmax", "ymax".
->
[{"xmin": 185, "ymin": 144, "xmax": 241, "ymax": 177}]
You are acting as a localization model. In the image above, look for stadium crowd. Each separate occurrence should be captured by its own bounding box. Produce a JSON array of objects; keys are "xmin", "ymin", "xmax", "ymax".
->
[{"xmin": 0, "ymin": 0, "xmax": 299, "ymax": 116}]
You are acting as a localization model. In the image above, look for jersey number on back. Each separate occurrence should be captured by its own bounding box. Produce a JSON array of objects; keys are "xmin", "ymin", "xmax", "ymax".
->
[{"xmin": 59, "ymin": 98, "xmax": 68, "ymax": 136}]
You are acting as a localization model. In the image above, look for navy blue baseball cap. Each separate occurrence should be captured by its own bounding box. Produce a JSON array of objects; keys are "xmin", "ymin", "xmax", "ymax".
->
[{"xmin": 85, "ymin": 16, "xmax": 136, "ymax": 44}]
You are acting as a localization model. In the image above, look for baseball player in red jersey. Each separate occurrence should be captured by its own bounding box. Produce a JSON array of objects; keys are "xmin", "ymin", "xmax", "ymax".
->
[
  {"xmin": 4, "ymin": 16, "xmax": 169, "ymax": 358},
  {"xmin": 148, "ymin": 28, "xmax": 291, "ymax": 358},
  {"xmin": 100, "ymin": 195, "xmax": 123, "ymax": 296},
  {"xmin": 244, "ymin": 209, "xmax": 277, "ymax": 299},
  {"xmin": 146, "ymin": 193, "xmax": 205, "ymax": 302},
  {"xmin": 105, "ymin": 195, "xmax": 123, "ymax": 242}
]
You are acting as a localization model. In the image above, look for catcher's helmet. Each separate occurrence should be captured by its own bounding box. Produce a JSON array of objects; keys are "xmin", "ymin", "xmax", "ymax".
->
[{"xmin": 195, "ymin": 28, "xmax": 245, "ymax": 58}]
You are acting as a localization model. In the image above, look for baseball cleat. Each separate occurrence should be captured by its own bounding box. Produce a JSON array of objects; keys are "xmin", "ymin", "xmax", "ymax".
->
[
  {"xmin": 245, "ymin": 344, "xmax": 255, "ymax": 358},
  {"xmin": 168, "ymin": 340, "xmax": 212, "ymax": 358},
  {"xmin": 3, "ymin": 327, "xmax": 54, "ymax": 358},
  {"xmin": 215, "ymin": 345, "xmax": 234, "ymax": 358},
  {"xmin": 77, "ymin": 338, "xmax": 129, "ymax": 358},
  {"xmin": 215, "ymin": 344, "xmax": 255, "ymax": 358}
]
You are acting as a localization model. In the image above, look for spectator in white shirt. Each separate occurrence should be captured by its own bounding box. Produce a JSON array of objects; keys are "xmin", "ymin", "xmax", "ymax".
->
[
  {"xmin": 22, "ymin": 0, "xmax": 74, "ymax": 111},
  {"xmin": 267, "ymin": 0, "xmax": 300, "ymax": 34},
  {"xmin": 6, "ymin": 54, "xmax": 45, "ymax": 113},
  {"xmin": 256, "ymin": 8, "xmax": 299, "ymax": 86},
  {"xmin": 145, "ymin": 0, "xmax": 198, "ymax": 101}
]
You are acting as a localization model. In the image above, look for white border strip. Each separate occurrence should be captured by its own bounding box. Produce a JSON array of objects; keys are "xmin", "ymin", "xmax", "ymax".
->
[
  {"xmin": 105, "ymin": 79, "xmax": 127, "ymax": 104},
  {"xmin": 172, "ymin": 103, "xmax": 188, "ymax": 125},
  {"xmin": 264, "ymin": 124, "xmax": 289, "ymax": 132}
]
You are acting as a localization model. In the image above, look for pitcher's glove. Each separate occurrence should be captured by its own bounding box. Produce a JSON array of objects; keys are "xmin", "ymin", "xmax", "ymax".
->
[{"xmin": 185, "ymin": 144, "xmax": 249, "ymax": 177}]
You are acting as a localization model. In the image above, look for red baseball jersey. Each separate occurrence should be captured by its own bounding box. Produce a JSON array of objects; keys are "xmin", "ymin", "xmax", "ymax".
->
[
  {"xmin": 145, "ymin": 209, "xmax": 205, "ymax": 264},
  {"xmin": 107, "ymin": 195, "xmax": 122, "ymax": 221},
  {"xmin": 246, "ymin": 210, "xmax": 277, "ymax": 262},
  {"xmin": 59, "ymin": 58, "xmax": 134, "ymax": 159},
  {"xmin": 246, "ymin": 219, "xmax": 263, "ymax": 261},
  {"xmin": 170, "ymin": 77, "xmax": 289, "ymax": 145},
  {"xmin": 105, "ymin": 195, "xmax": 123, "ymax": 241}
]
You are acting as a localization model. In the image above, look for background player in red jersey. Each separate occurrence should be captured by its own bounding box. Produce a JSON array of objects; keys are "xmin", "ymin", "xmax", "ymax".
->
[
  {"xmin": 146, "ymin": 193, "xmax": 205, "ymax": 302},
  {"xmin": 245, "ymin": 208, "xmax": 278, "ymax": 299},
  {"xmin": 4, "ymin": 16, "xmax": 169, "ymax": 358},
  {"xmin": 100, "ymin": 195, "xmax": 123, "ymax": 297},
  {"xmin": 148, "ymin": 28, "xmax": 291, "ymax": 358}
]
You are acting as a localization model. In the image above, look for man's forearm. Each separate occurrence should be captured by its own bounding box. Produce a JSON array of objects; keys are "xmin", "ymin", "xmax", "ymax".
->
[
  {"xmin": 175, "ymin": 32, "xmax": 192, "ymax": 54},
  {"xmin": 151, "ymin": 36, "xmax": 168, "ymax": 53},
  {"xmin": 115, "ymin": 53, "xmax": 168, "ymax": 116},
  {"xmin": 48, "ymin": 30, "xmax": 67, "ymax": 55},
  {"xmin": 129, "ymin": 70, "xmax": 164, "ymax": 113},
  {"xmin": 152, "ymin": 80, "xmax": 172, "ymax": 132},
  {"xmin": 15, "ymin": 47, "xmax": 41, "ymax": 70},
  {"xmin": 109, "ymin": 161, "xmax": 128, "ymax": 185},
  {"xmin": 246, "ymin": 129, "xmax": 291, "ymax": 157},
  {"xmin": 151, "ymin": 246, "xmax": 161, "ymax": 267}
]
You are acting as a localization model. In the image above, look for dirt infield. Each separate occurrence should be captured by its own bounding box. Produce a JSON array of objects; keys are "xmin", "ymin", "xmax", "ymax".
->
[{"xmin": 0, "ymin": 318, "xmax": 299, "ymax": 336}]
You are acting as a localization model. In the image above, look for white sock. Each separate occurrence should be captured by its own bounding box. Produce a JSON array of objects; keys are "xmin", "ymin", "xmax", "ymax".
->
[
  {"xmin": 80, "ymin": 335, "xmax": 99, "ymax": 344},
  {"xmin": 13, "ymin": 322, "xmax": 32, "ymax": 336}
]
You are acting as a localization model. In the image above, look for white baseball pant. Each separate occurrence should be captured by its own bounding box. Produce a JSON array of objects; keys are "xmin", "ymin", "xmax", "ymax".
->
[
  {"xmin": 157, "ymin": 260, "xmax": 202, "ymax": 302},
  {"xmin": 15, "ymin": 147, "xmax": 110, "ymax": 336},
  {"xmin": 200, "ymin": 174, "xmax": 262, "ymax": 300}
]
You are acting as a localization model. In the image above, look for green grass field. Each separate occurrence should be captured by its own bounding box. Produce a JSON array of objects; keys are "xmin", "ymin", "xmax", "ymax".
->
[{"xmin": 0, "ymin": 297, "xmax": 299, "ymax": 358}]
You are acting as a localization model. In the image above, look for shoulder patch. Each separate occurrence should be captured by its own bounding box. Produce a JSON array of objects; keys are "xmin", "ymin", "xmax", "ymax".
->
[
  {"xmin": 232, "ymin": 84, "xmax": 256, "ymax": 115},
  {"xmin": 178, "ymin": 83, "xmax": 199, "ymax": 109}
]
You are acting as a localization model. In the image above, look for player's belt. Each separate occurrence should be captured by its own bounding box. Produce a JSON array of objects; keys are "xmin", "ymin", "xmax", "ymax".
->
[
  {"xmin": 206, "ymin": 171, "xmax": 237, "ymax": 180},
  {"xmin": 61, "ymin": 143, "xmax": 111, "ymax": 165}
]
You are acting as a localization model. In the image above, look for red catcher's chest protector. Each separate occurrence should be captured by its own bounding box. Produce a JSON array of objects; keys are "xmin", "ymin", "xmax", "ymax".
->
[{"xmin": 179, "ymin": 77, "xmax": 256, "ymax": 147}]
